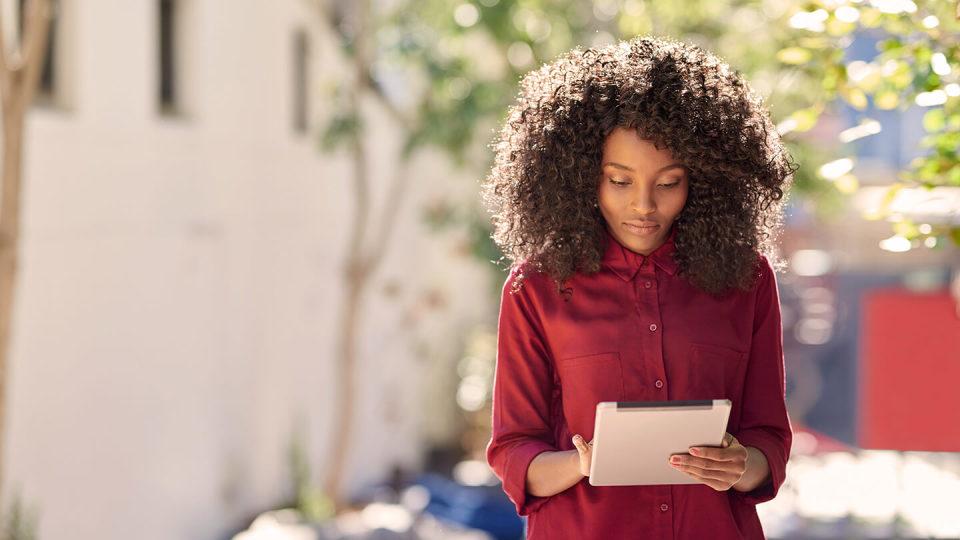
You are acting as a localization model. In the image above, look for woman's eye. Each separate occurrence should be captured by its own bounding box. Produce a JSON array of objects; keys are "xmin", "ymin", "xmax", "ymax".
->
[
  {"xmin": 609, "ymin": 178, "xmax": 630, "ymax": 186},
  {"xmin": 658, "ymin": 181, "xmax": 680, "ymax": 189}
]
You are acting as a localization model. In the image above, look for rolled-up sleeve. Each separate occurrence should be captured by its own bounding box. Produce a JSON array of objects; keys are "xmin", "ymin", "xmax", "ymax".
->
[
  {"xmin": 733, "ymin": 256, "xmax": 793, "ymax": 505},
  {"xmin": 485, "ymin": 266, "xmax": 558, "ymax": 516}
]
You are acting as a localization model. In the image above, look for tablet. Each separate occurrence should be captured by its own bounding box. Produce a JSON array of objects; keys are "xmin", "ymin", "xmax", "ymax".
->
[{"xmin": 588, "ymin": 399, "xmax": 732, "ymax": 486}]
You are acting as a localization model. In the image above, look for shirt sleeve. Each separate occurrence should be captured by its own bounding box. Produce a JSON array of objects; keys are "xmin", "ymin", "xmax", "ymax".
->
[
  {"xmin": 733, "ymin": 255, "xmax": 793, "ymax": 505},
  {"xmin": 485, "ymin": 266, "xmax": 559, "ymax": 516}
]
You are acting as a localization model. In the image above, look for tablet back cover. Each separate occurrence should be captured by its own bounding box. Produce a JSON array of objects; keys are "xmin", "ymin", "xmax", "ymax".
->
[{"xmin": 588, "ymin": 400, "xmax": 731, "ymax": 486}]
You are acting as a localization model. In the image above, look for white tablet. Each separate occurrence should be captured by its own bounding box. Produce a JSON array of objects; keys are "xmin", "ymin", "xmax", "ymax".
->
[{"xmin": 588, "ymin": 399, "xmax": 732, "ymax": 486}]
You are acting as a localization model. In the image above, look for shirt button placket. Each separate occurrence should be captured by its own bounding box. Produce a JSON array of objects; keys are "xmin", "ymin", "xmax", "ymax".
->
[{"xmin": 635, "ymin": 264, "xmax": 666, "ymax": 400}]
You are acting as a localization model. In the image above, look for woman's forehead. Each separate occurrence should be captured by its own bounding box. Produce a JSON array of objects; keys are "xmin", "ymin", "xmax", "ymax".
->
[{"xmin": 601, "ymin": 127, "xmax": 681, "ymax": 172}]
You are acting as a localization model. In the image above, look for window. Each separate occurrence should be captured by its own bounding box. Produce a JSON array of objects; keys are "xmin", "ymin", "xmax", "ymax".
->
[
  {"xmin": 18, "ymin": 0, "xmax": 57, "ymax": 101},
  {"xmin": 158, "ymin": 0, "xmax": 177, "ymax": 112},
  {"xmin": 292, "ymin": 29, "xmax": 310, "ymax": 133}
]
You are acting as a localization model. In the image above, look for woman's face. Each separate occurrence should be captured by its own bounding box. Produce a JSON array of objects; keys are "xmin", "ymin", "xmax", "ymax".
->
[{"xmin": 597, "ymin": 127, "xmax": 689, "ymax": 255}]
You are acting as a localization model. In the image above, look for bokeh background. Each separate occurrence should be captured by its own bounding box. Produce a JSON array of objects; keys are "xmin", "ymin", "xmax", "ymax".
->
[{"xmin": 0, "ymin": 0, "xmax": 958, "ymax": 539}]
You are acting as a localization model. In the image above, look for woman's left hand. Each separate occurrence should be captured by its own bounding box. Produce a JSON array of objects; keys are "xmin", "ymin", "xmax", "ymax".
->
[{"xmin": 668, "ymin": 432, "xmax": 747, "ymax": 491}]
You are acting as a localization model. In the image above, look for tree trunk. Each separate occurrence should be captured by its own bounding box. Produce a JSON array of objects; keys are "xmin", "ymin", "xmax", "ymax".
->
[
  {"xmin": 0, "ymin": 109, "xmax": 24, "ymax": 502},
  {"xmin": 315, "ymin": 0, "xmax": 416, "ymax": 511},
  {"xmin": 0, "ymin": 0, "xmax": 52, "ymax": 505}
]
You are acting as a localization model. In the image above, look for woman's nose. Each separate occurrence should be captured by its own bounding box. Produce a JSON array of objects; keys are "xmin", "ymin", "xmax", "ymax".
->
[{"xmin": 630, "ymin": 189, "xmax": 656, "ymax": 215}]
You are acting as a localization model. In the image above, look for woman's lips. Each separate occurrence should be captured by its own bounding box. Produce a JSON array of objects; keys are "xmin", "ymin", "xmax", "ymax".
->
[{"xmin": 623, "ymin": 221, "xmax": 660, "ymax": 236}]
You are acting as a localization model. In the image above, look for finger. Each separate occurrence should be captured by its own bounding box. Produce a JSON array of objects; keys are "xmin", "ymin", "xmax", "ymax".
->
[
  {"xmin": 674, "ymin": 461, "xmax": 740, "ymax": 482},
  {"xmin": 689, "ymin": 446, "xmax": 743, "ymax": 461},
  {"xmin": 673, "ymin": 455, "xmax": 734, "ymax": 473},
  {"xmin": 572, "ymin": 435, "xmax": 588, "ymax": 453},
  {"xmin": 673, "ymin": 466, "xmax": 729, "ymax": 491},
  {"xmin": 673, "ymin": 463, "xmax": 738, "ymax": 487},
  {"xmin": 723, "ymin": 433, "xmax": 739, "ymax": 448}
]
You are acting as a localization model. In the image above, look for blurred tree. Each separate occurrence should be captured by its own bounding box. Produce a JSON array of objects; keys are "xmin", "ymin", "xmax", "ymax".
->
[
  {"xmin": 310, "ymin": 0, "xmax": 959, "ymax": 512},
  {"xmin": 770, "ymin": 0, "xmax": 960, "ymax": 249},
  {"xmin": 0, "ymin": 492, "xmax": 35, "ymax": 540},
  {"xmin": 0, "ymin": 0, "xmax": 51, "ymax": 523}
]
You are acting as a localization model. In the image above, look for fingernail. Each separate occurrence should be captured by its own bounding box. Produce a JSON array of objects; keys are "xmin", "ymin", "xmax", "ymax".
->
[{"xmin": 689, "ymin": 448, "xmax": 700, "ymax": 456}]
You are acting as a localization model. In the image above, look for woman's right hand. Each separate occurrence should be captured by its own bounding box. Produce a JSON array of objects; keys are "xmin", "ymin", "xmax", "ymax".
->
[{"xmin": 572, "ymin": 434, "xmax": 594, "ymax": 477}]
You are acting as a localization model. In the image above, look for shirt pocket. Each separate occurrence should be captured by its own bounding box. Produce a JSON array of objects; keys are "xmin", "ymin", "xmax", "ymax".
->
[
  {"xmin": 685, "ymin": 342, "xmax": 748, "ymax": 400},
  {"xmin": 554, "ymin": 351, "xmax": 624, "ymax": 439}
]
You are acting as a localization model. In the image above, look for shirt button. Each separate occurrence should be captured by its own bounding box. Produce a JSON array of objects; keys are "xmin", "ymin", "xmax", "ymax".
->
[
  {"xmin": 660, "ymin": 503, "xmax": 669, "ymax": 512},
  {"xmin": 645, "ymin": 281, "xmax": 652, "ymax": 289},
  {"xmin": 649, "ymin": 323, "xmax": 658, "ymax": 332},
  {"xmin": 655, "ymin": 379, "xmax": 664, "ymax": 389}
]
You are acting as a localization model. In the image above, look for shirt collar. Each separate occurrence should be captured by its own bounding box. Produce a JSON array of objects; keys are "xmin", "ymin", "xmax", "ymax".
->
[{"xmin": 601, "ymin": 224, "xmax": 679, "ymax": 281}]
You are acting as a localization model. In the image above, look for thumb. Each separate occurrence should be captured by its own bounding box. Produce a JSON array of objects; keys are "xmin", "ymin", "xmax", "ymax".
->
[{"xmin": 572, "ymin": 434, "xmax": 587, "ymax": 453}]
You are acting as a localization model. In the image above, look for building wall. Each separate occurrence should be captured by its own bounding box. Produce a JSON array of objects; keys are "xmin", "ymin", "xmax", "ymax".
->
[{"xmin": 3, "ymin": 1, "xmax": 492, "ymax": 538}]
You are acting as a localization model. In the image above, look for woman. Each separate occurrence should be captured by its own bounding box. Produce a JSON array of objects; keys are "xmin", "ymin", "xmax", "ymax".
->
[{"xmin": 482, "ymin": 36, "xmax": 795, "ymax": 539}]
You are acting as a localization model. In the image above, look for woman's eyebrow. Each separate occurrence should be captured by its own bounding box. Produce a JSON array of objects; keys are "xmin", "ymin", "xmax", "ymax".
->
[{"xmin": 602, "ymin": 162, "xmax": 687, "ymax": 174}]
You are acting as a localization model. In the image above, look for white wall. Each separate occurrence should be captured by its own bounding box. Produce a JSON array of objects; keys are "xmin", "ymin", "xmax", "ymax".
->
[{"xmin": 3, "ymin": 1, "xmax": 493, "ymax": 538}]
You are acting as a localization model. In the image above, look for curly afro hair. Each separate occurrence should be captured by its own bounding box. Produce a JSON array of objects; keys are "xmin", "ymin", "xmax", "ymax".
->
[{"xmin": 482, "ymin": 35, "xmax": 797, "ymax": 296}]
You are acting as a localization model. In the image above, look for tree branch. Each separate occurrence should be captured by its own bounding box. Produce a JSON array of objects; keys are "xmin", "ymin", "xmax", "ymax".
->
[
  {"xmin": 311, "ymin": 0, "xmax": 416, "ymax": 127},
  {"xmin": 367, "ymin": 157, "xmax": 412, "ymax": 269},
  {"xmin": 19, "ymin": 0, "xmax": 53, "ymax": 110},
  {"xmin": 0, "ymin": 2, "xmax": 11, "ymax": 106}
]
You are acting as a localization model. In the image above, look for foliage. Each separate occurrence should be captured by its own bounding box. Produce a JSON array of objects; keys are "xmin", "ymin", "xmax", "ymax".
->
[
  {"xmin": 769, "ymin": 0, "xmax": 960, "ymax": 247},
  {"xmin": 287, "ymin": 424, "xmax": 334, "ymax": 521},
  {"xmin": 0, "ymin": 492, "xmax": 37, "ymax": 540},
  {"xmin": 319, "ymin": 0, "xmax": 960, "ymax": 265}
]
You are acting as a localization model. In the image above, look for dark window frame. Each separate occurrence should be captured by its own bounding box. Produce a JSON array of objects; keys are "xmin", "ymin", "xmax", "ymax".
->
[
  {"xmin": 158, "ymin": 0, "xmax": 178, "ymax": 114},
  {"xmin": 292, "ymin": 28, "xmax": 310, "ymax": 134}
]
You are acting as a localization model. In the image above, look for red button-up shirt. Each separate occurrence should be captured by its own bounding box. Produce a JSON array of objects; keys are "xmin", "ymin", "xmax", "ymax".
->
[{"xmin": 485, "ymin": 225, "xmax": 792, "ymax": 539}]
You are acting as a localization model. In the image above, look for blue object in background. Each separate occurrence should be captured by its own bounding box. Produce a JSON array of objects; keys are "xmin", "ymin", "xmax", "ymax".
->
[{"xmin": 414, "ymin": 473, "xmax": 524, "ymax": 540}]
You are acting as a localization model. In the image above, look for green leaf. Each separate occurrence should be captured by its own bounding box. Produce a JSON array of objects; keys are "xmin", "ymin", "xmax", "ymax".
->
[
  {"xmin": 893, "ymin": 220, "xmax": 920, "ymax": 240},
  {"xmin": 859, "ymin": 7, "xmax": 882, "ymax": 27},
  {"xmin": 947, "ymin": 112, "xmax": 960, "ymax": 131},
  {"xmin": 878, "ymin": 38, "xmax": 903, "ymax": 52},
  {"xmin": 880, "ymin": 183, "xmax": 904, "ymax": 213},
  {"xmin": 947, "ymin": 166, "xmax": 960, "ymax": 186},
  {"xmin": 826, "ymin": 18, "xmax": 854, "ymax": 37},
  {"xmin": 319, "ymin": 112, "xmax": 361, "ymax": 152},
  {"xmin": 950, "ymin": 227, "xmax": 960, "ymax": 246},
  {"xmin": 841, "ymin": 86, "xmax": 868, "ymax": 110},
  {"xmin": 923, "ymin": 108, "xmax": 946, "ymax": 132},
  {"xmin": 874, "ymin": 91, "xmax": 900, "ymax": 110},
  {"xmin": 777, "ymin": 47, "xmax": 812, "ymax": 65},
  {"xmin": 786, "ymin": 106, "xmax": 822, "ymax": 132}
]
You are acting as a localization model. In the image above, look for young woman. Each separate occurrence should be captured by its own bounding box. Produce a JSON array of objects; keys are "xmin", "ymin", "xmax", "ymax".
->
[{"xmin": 482, "ymin": 36, "xmax": 796, "ymax": 539}]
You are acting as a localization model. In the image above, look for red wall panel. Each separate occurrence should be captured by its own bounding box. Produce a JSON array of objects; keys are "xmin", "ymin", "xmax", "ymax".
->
[{"xmin": 860, "ymin": 289, "xmax": 960, "ymax": 451}]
